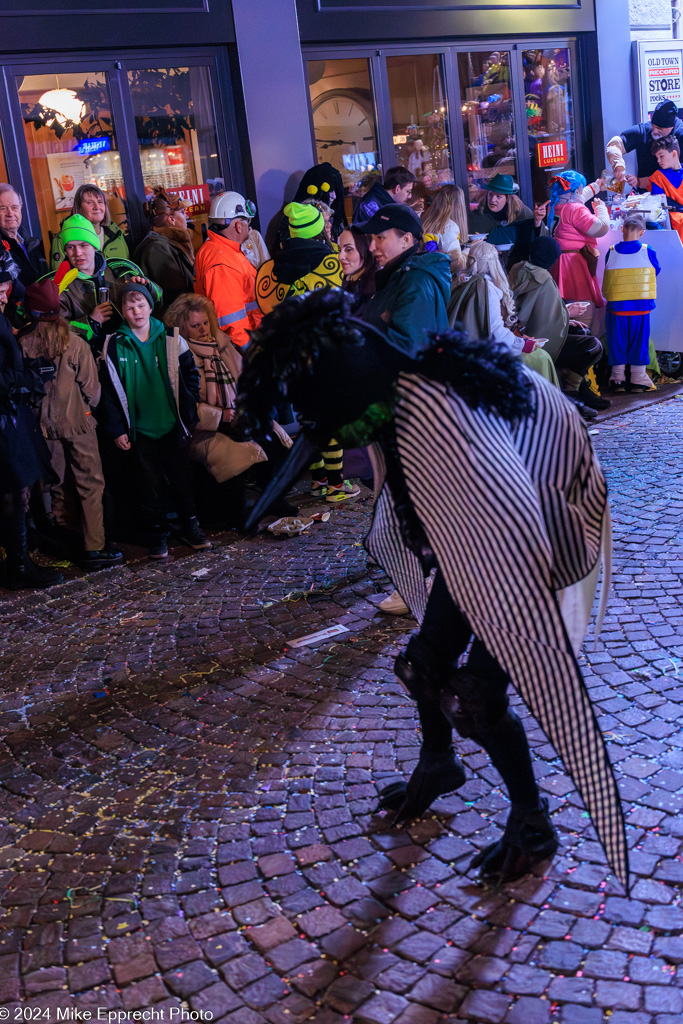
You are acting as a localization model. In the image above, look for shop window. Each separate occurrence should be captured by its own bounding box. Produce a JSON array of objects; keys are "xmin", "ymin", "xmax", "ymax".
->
[
  {"xmin": 523, "ymin": 48, "xmax": 576, "ymax": 203},
  {"xmin": 458, "ymin": 51, "xmax": 518, "ymax": 210},
  {"xmin": 308, "ymin": 58, "xmax": 380, "ymax": 219},
  {"xmin": 128, "ymin": 66, "xmax": 223, "ymax": 244},
  {"xmin": 19, "ymin": 72, "xmax": 126, "ymax": 259},
  {"xmin": 386, "ymin": 54, "xmax": 454, "ymax": 203}
]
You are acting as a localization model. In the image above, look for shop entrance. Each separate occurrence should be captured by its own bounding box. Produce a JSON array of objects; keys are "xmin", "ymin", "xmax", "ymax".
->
[
  {"xmin": 0, "ymin": 50, "xmax": 240, "ymax": 256},
  {"xmin": 305, "ymin": 40, "xmax": 583, "ymax": 217}
]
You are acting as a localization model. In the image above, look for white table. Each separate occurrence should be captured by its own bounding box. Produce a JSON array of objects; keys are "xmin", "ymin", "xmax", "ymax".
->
[{"xmin": 596, "ymin": 228, "xmax": 683, "ymax": 353}]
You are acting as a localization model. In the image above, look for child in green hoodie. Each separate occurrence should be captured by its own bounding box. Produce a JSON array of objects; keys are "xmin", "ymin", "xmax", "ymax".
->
[{"xmin": 98, "ymin": 283, "xmax": 209, "ymax": 559}]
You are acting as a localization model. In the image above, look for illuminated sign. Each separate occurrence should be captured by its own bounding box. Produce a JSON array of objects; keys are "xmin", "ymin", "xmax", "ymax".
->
[
  {"xmin": 537, "ymin": 139, "xmax": 568, "ymax": 169},
  {"xmin": 75, "ymin": 137, "xmax": 111, "ymax": 156}
]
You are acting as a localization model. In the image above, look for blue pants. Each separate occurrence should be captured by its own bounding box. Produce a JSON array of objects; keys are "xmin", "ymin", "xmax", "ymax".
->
[{"xmin": 605, "ymin": 311, "xmax": 650, "ymax": 366}]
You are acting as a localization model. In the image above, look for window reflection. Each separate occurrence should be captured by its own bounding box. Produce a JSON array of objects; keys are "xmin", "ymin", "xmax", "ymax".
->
[
  {"xmin": 19, "ymin": 72, "xmax": 126, "ymax": 257},
  {"xmin": 308, "ymin": 58, "xmax": 380, "ymax": 219},
  {"xmin": 458, "ymin": 51, "xmax": 517, "ymax": 209},
  {"xmin": 523, "ymin": 48, "xmax": 575, "ymax": 201},
  {"xmin": 386, "ymin": 55, "xmax": 454, "ymax": 190},
  {"xmin": 129, "ymin": 66, "xmax": 223, "ymax": 243}
]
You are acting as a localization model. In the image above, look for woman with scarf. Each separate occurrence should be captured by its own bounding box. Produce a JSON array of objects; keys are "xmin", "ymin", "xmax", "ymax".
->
[
  {"xmin": 133, "ymin": 187, "xmax": 196, "ymax": 314},
  {"xmin": 165, "ymin": 293, "xmax": 292, "ymax": 508},
  {"xmin": 546, "ymin": 170, "xmax": 609, "ymax": 328},
  {"xmin": 448, "ymin": 241, "xmax": 559, "ymax": 385}
]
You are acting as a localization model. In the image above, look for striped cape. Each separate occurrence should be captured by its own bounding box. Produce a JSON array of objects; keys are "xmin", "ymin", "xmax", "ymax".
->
[{"xmin": 366, "ymin": 369, "xmax": 628, "ymax": 890}]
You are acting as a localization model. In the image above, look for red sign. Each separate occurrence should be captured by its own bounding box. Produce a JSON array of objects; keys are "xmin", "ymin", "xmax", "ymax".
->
[
  {"xmin": 167, "ymin": 183, "xmax": 211, "ymax": 217},
  {"xmin": 537, "ymin": 139, "xmax": 568, "ymax": 169}
]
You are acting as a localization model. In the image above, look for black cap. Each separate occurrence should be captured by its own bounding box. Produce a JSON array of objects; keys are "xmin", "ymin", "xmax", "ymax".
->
[
  {"xmin": 121, "ymin": 282, "xmax": 154, "ymax": 309},
  {"xmin": 529, "ymin": 235, "xmax": 562, "ymax": 270},
  {"xmin": 652, "ymin": 100, "xmax": 678, "ymax": 129},
  {"xmin": 357, "ymin": 202, "xmax": 423, "ymax": 238}
]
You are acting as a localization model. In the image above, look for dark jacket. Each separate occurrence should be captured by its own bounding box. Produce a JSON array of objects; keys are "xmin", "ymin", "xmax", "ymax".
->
[
  {"xmin": 132, "ymin": 231, "xmax": 195, "ymax": 313},
  {"xmin": 468, "ymin": 202, "xmax": 544, "ymax": 270},
  {"xmin": 0, "ymin": 310, "xmax": 52, "ymax": 490},
  {"xmin": 361, "ymin": 245, "xmax": 451, "ymax": 357},
  {"xmin": 255, "ymin": 238, "xmax": 342, "ymax": 315},
  {"xmin": 353, "ymin": 182, "xmax": 396, "ymax": 225},
  {"xmin": 97, "ymin": 323, "xmax": 200, "ymax": 441},
  {"xmin": 43, "ymin": 251, "xmax": 162, "ymax": 353},
  {"xmin": 621, "ymin": 117, "xmax": 683, "ymax": 179},
  {"xmin": 0, "ymin": 226, "xmax": 48, "ymax": 289}
]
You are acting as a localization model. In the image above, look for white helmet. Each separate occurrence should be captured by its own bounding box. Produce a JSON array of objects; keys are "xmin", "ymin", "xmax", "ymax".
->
[{"xmin": 209, "ymin": 191, "xmax": 256, "ymax": 224}]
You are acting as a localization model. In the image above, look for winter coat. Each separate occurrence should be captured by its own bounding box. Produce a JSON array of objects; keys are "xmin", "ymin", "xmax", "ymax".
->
[
  {"xmin": 19, "ymin": 328, "xmax": 101, "ymax": 440},
  {"xmin": 255, "ymin": 238, "xmax": 342, "ymax": 315},
  {"xmin": 509, "ymin": 261, "xmax": 569, "ymax": 362},
  {"xmin": 0, "ymin": 310, "xmax": 52, "ymax": 490},
  {"xmin": 50, "ymin": 221, "xmax": 129, "ymax": 270},
  {"xmin": 43, "ymin": 251, "xmax": 162, "ymax": 352},
  {"xmin": 0, "ymin": 226, "xmax": 48, "ymax": 289},
  {"xmin": 97, "ymin": 325, "xmax": 199, "ymax": 441},
  {"xmin": 194, "ymin": 231, "xmax": 261, "ymax": 347},
  {"xmin": 133, "ymin": 231, "xmax": 195, "ymax": 313},
  {"xmin": 352, "ymin": 183, "xmax": 396, "ymax": 224},
  {"xmin": 361, "ymin": 246, "xmax": 451, "ymax": 357}
]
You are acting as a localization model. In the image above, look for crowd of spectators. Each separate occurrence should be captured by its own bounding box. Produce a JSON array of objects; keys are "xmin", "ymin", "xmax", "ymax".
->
[{"xmin": 0, "ymin": 158, "xmax": 629, "ymax": 590}]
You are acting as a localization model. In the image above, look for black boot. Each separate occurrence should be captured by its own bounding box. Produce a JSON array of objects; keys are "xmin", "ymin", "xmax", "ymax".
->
[
  {"xmin": 469, "ymin": 798, "xmax": 559, "ymax": 883},
  {"xmin": 385, "ymin": 746, "xmax": 466, "ymax": 823},
  {"xmin": 4, "ymin": 554, "xmax": 63, "ymax": 590}
]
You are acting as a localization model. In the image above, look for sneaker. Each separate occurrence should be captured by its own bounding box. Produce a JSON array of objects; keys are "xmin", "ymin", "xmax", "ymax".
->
[
  {"xmin": 578, "ymin": 378, "xmax": 611, "ymax": 410},
  {"xmin": 379, "ymin": 589, "xmax": 410, "ymax": 615},
  {"xmin": 628, "ymin": 382, "xmax": 655, "ymax": 394},
  {"xmin": 78, "ymin": 547, "xmax": 124, "ymax": 571},
  {"xmin": 179, "ymin": 517, "xmax": 211, "ymax": 551},
  {"xmin": 148, "ymin": 536, "xmax": 169, "ymax": 560},
  {"xmin": 311, "ymin": 478, "xmax": 327, "ymax": 497},
  {"xmin": 326, "ymin": 480, "xmax": 360, "ymax": 503}
]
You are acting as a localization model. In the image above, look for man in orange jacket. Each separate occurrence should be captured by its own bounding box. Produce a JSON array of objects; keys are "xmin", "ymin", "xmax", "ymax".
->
[{"xmin": 195, "ymin": 192, "xmax": 262, "ymax": 347}]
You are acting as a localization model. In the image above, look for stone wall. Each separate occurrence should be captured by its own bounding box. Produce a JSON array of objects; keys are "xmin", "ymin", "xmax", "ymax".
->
[{"xmin": 629, "ymin": 0, "xmax": 673, "ymax": 39}]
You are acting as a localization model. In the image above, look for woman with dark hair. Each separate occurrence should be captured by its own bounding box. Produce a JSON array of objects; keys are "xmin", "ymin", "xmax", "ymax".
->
[
  {"xmin": 50, "ymin": 184, "xmax": 129, "ymax": 268},
  {"xmin": 339, "ymin": 226, "xmax": 376, "ymax": 305}
]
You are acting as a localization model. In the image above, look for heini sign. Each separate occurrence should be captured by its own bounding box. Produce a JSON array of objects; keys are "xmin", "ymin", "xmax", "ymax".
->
[{"xmin": 537, "ymin": 139, "xmax": 568, "ymax": 169}]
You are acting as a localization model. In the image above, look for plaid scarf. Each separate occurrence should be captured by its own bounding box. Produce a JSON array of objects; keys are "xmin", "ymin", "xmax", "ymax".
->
[{"xmin": 189, "ymin": 336, "xmax": 237, "ymax": 410}]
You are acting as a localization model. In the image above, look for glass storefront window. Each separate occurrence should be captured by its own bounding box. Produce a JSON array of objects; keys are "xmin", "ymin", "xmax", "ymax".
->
[
  {"xmin": 129, "ymin": 66, "xmax": 224, "ymax": 244},
  {"xmin": 19, "ymin": 72, "xmax": 126, "ymax": 258},
  {"xmin": 308, "ymin": 58, "xmax": 380, "ymax": 217},
  {"xmin": 458, "ymin": 51, "xmax": 517, "ymax": 211},
  {"xmin": 386, "ymin": 54, "xmax": 454, "ymax": 198},
  {"xmin": 523, "ymin": 48, "xmax": 575, "ymax": 203}
]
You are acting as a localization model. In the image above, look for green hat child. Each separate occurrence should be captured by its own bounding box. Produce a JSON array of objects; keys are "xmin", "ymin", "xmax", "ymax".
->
[
  {"xmin": 284, "ymin": 202, "xmax": 325, "ymax": 239},
  {"xmin": 59, "ymin": 213, "xmax": 102, "ymax": 250}
]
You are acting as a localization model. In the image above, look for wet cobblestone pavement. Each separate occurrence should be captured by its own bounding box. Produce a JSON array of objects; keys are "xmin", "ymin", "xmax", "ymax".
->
[{"xmin": 2, "ymin": 397, "xmax": 683, "ymax": 1024}]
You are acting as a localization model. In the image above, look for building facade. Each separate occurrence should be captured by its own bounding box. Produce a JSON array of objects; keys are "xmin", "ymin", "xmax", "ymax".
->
[{"xmin": 0, "ymin": 0, "xmax": 635, "ymax": 253}]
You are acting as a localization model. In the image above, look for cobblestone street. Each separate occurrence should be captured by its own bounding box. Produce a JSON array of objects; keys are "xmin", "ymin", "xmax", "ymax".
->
[{"xmin": 2, "ymin": 396, "xmax": 683, "ymax": 1024}]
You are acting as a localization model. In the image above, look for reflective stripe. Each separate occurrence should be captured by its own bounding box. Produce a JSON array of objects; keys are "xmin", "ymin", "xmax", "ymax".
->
[
  {"xmin": 218, "ymin": 308, "xmax": 247, "ymax": 326},
  {"xmin": 245, "ymin": 301, "xmax": 259, "ymax": 312}
]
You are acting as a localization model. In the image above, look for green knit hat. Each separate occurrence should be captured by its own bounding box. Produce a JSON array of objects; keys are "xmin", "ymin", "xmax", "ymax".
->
[
  {"xmin": 284, "ymin": 201, "xmax": 324, "ymax": 239},
  {"xmin": 60, "ymin": 213, "xmax": 101, "ymax": 251}
]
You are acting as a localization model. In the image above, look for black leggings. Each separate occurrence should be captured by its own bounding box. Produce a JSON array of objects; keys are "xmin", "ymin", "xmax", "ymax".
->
[{"xmin": 411, "ymin": 571, "xmax": 540, "ymax": 810}]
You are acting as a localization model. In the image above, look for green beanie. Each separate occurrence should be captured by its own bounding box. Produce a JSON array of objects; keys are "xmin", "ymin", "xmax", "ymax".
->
[
  {"xmin": 284, "ymin": 201, "xmax": 325, "ymax": 239},
  {"xmin": 60, "ymin": 213, "xmax": 101, "ymax": 251}
]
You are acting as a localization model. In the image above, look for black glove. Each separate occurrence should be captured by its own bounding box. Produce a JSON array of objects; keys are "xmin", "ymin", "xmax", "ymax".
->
[{"xmin": 26, "ymin": 356, "xmax": 57, "ymax": 383}]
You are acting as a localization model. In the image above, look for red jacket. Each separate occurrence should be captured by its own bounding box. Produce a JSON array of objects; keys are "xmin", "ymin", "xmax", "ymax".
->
[{"xmin": 194, "ymin": 231, "xmax": 262, "ymax": 347}]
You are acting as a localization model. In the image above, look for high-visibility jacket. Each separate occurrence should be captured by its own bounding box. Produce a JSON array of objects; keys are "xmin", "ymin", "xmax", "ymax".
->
[{"xmin": 194, "ymin": 231, "xmax": 262, "ymax": 347}]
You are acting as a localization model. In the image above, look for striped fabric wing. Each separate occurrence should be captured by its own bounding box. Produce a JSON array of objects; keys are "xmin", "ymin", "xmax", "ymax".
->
[{"xmin": 389, "ymin": 371, "xmax": 628, "ymax": 890}]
